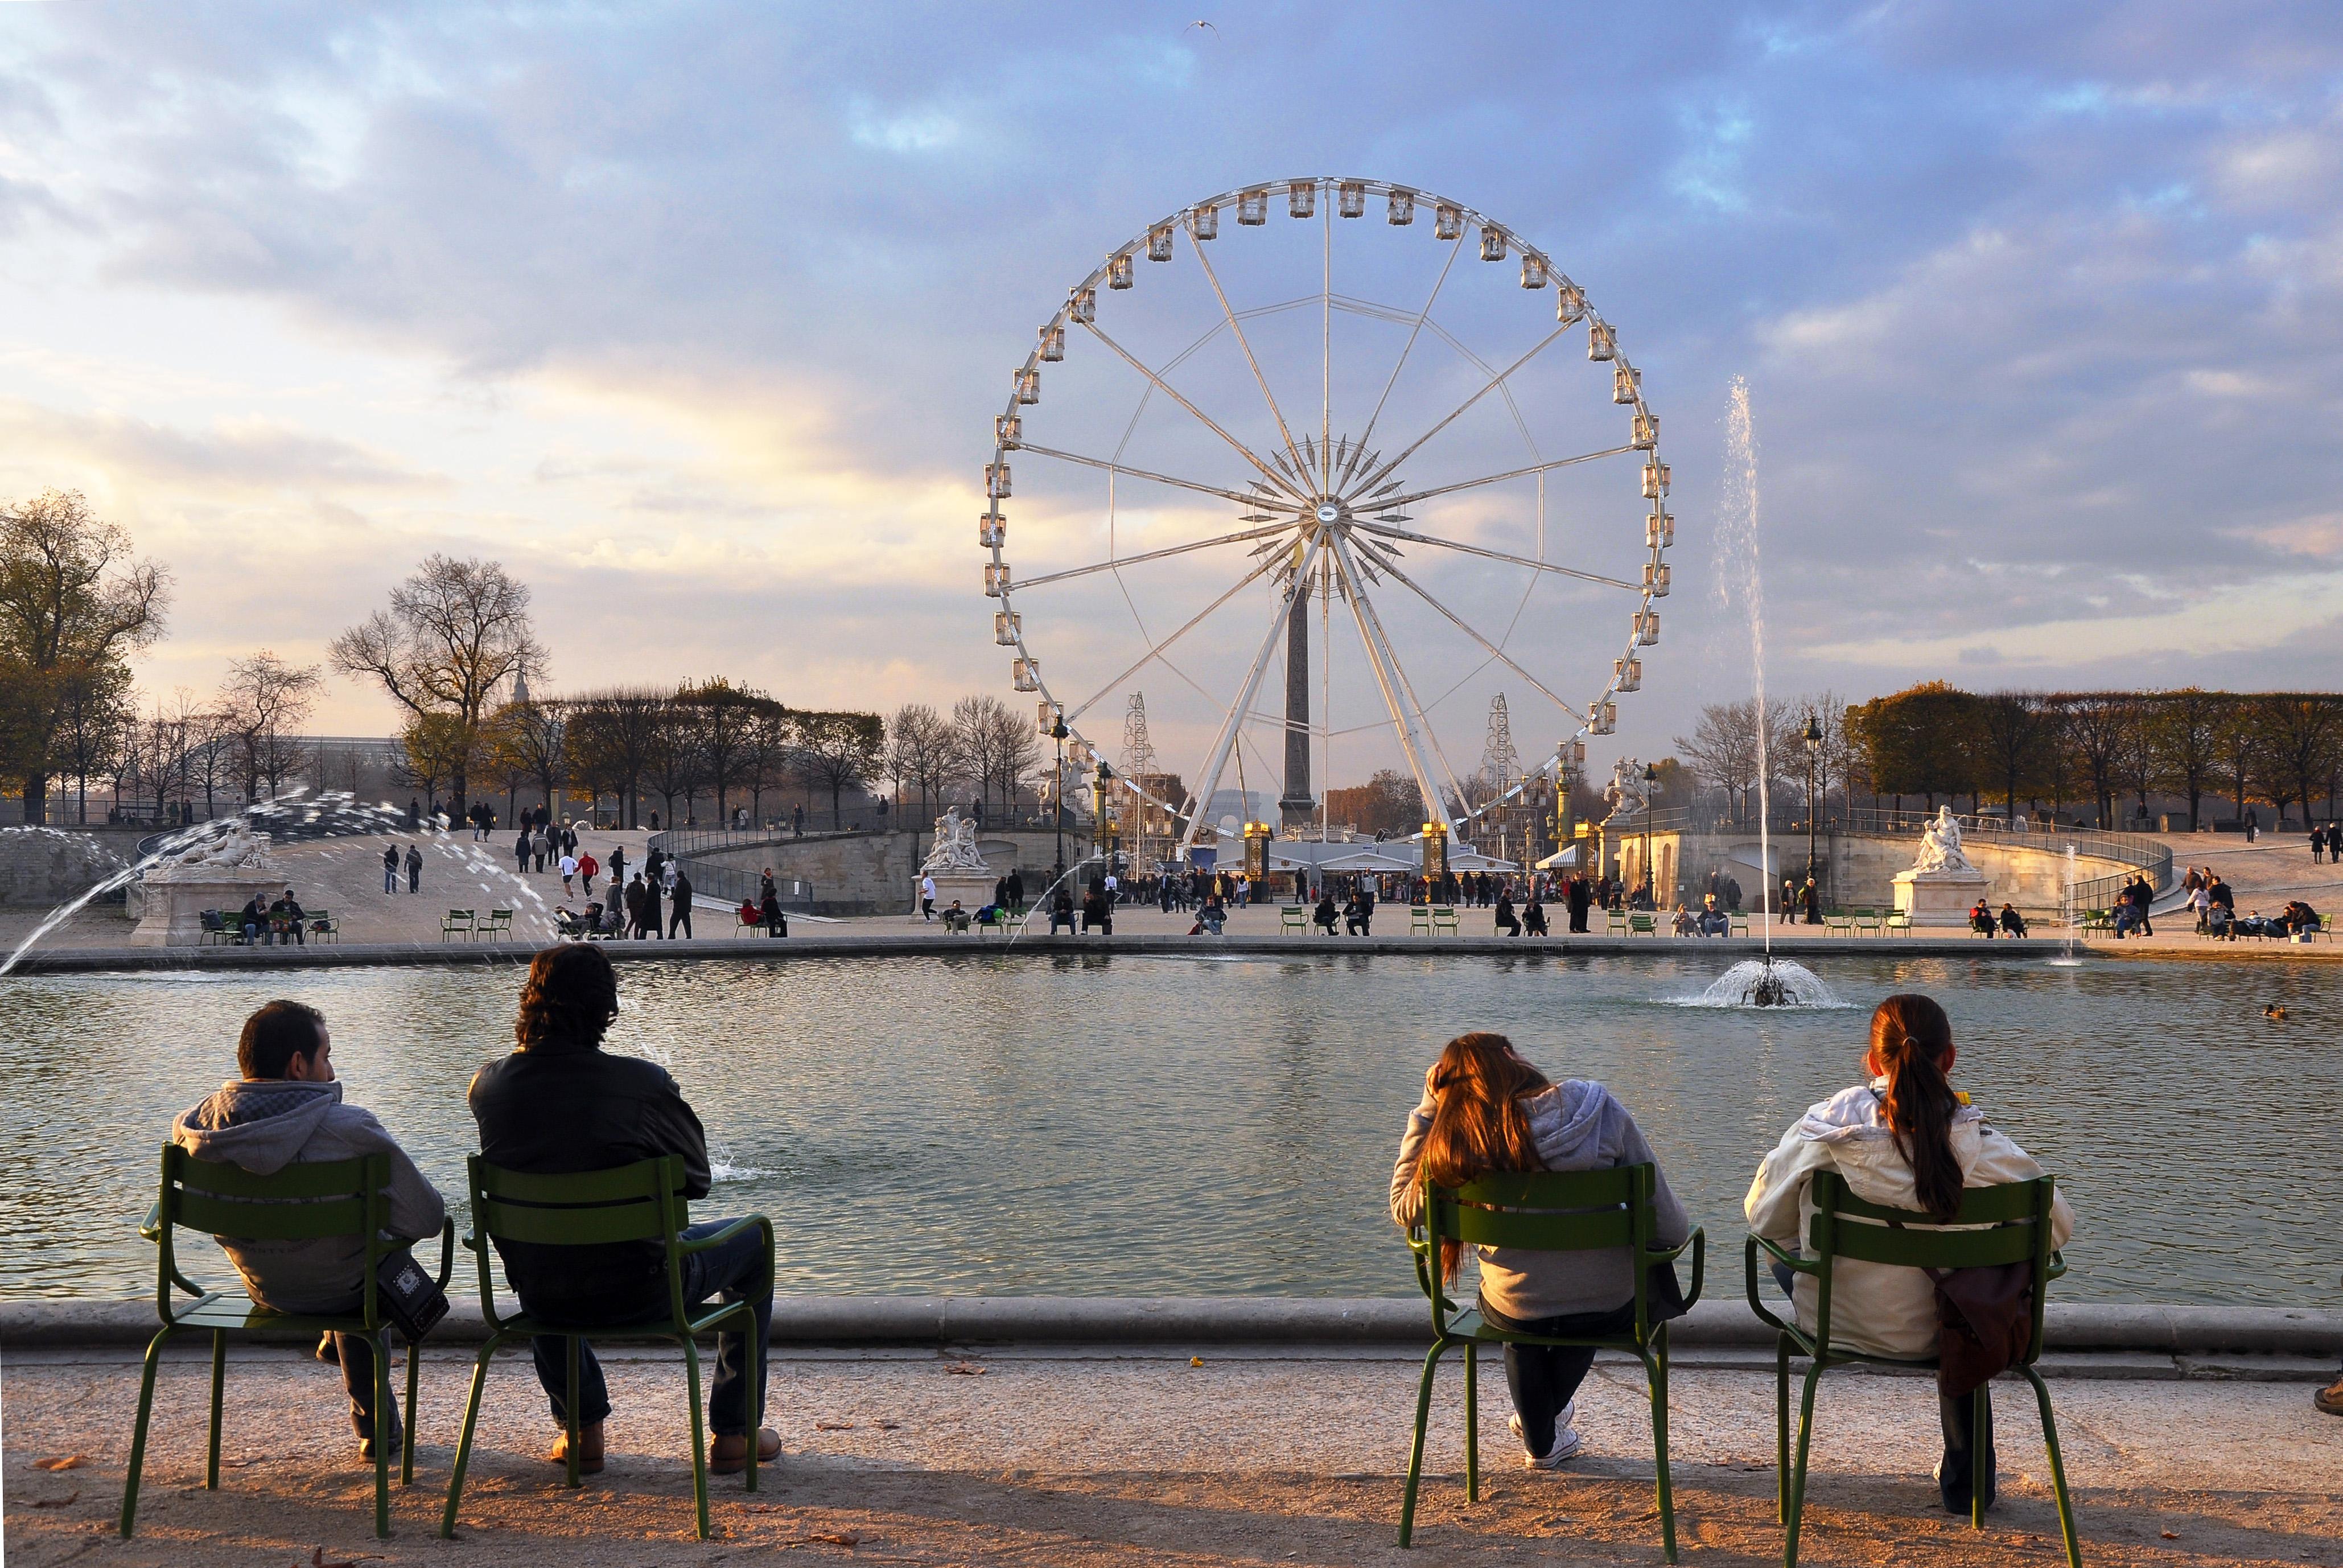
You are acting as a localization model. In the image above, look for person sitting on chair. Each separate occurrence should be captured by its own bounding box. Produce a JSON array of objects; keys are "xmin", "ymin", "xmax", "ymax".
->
[
  {"xmin": 1048, "ymin": 886, "xmax": 1076, "ymax": 935},
  {"xmin": 736, "ymin": 898, "xmax": 761, "ymax": 929},
  {"xmin": 1744, "ymin": 994, "xmax": 2075, "ymax": 1517},
  {"xmin": 240, "ymin": 891, "xmax": 271, "ymax": 945},
  {"xmin": 468, "ymin": 945, "xmax": 776, "ymax": 1478},
  {"xmin": 1522, "ymin": 896, "xmax": 1550, "ymax": 936},
  {"xmin": 1998, "ymin": 903, "xmax": 2028, "ymax": 938},
  {"xmin": 1344, "ymin": 892, "xmax": 1373, "ymax": 935},
  {"xmin": 760, "ymin": 887, "xmax": 788, "ymax": 937},
  {"xmin": 1390, "ymin": 1031, "xmax": 1690, "ymax": 1470},
  {"xmin": 1495, "ymin": 891, "xmax": 1522, "ymax": 936},
  {"xmin": 270, "ymin": 887, "xmax": 308, "ymax": 946},
  {"xmin": 172, "ymin": 1001, "xmax": 446, "ymax": 1463},
  {"xmin": 1080, "ymin": 885, "xmax": 1112, "ymax": 935},
  {"xmin": 1197, "ymin": 894, "xmax": 1227, "ymax": 935},
  {"xmin": 1313, "ymin": 891, "xmax": 1340, "ymax": 935},
  {"xmin": 1696, "ymin": 894, "xmax": 1730, "ymax": 937},
  {"xmin": 1970, "ymin": 899, "xmax": 1996, "ymax": 937},
  {"xmin": 942, "ymin": 898, "xmax": 971, "ymax": 932}
]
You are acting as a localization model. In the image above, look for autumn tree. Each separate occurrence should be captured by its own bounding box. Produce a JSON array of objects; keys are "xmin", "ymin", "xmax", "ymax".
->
[
  {"xmin": 676, "ymin": 679, "xmax": 787, "ymax": 823},
  {"xmin": 330, "ymin": 555, "xmax": 543, "ymax": 817},
  {"xmin": 0, "ymin": 489, "xmax": 170, "ymax": 822},
  {"xmin": 792, "ymin": 709, "xmax": 886, "ymax": 829}
]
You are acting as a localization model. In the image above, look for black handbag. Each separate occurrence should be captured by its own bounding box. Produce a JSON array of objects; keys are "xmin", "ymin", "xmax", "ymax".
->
[{"xmin": 373, "ymin": 1244, "xmax": 450, "ymax": 1341}]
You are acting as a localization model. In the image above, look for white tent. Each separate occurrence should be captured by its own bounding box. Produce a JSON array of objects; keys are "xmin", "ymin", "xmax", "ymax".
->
[{"xmin": 1535, "ymin": 845, "xmax": 1582, "ymax": 870}]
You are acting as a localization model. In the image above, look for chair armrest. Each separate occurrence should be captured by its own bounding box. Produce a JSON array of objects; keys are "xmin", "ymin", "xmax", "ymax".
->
[
  {"xmin": 431, "ymin": 1217, "xmax": 457, "ymax": 1289},
  {"xmin": 1743, "ymin": 1233, "xmax": 1810, "ymax": 1339},
  {"xmin": 2044, "ymin": 1249, "xmax": 2066, "ymax": 1284},
  {"xmin": 676, "ymin": 1213, "xmax": 772, "ymax": 1255},
  {"xmin": 1650, "ymin": 1225, "xmax": 1706, "ymax": 1307},
  {"xmin": 138, "ymin": 1202, "xmax": 163, "ymax": 1244}
]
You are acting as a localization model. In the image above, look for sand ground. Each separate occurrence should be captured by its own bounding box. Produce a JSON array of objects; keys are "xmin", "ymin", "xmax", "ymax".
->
[
  {"xmin": 6, "ymin": 1342, "xmax": 2339, "ymax": 1567},
  {"xmin": 5, "ymin": 829, "xmax": 2341, "ymax": 958}
]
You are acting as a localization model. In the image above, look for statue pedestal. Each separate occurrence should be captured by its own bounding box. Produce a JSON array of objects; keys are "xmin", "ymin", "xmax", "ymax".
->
[
  {"xmin": 924, "ymin": 870, "xmax": 998, "ymax": 917},
  {"xmin": 129, "ymin": 874, "xmax": 283, "ymax": 946},
  {"xmin": 1891, "ymin": 867, "xmax": 1988, "ymax": 927}
]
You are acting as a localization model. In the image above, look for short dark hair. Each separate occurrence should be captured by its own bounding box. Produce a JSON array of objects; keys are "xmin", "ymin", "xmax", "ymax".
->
[
  {"xmin": 514, "ymin": 943, "xmax": 619, "ymax": 1052},
  {"xmin": 239, "ymin": 1000, "xmax": 326, "ymax": 1079}
]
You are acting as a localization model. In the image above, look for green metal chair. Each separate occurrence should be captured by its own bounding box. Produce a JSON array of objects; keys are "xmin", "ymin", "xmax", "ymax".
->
[
  {"xmin": 1410, "ymin": 905, "xmax": 1434, "ymax": 936},
  {"xmin": 1280, "ymin": 906, "xmax": 1308, "ymax": 933},
  {"xmin": 1627, "ymin": 912, "xmax": 1659, "ymax": 936},
  {"xmin": 122, "ymin": 1146, "xmax": 454, "ymax": 1540},
  {"xmin": 439, "ymin": 909, "xmax": 475, "ymax": 941},
  {"xmin": 1744, "ymin": 1171, "xmax": 2078, "ymax": 1568},
  {"xmin": 1400, "ymin": 1166, "xmax": 1706, "ymax": 1559},
  {"xmin": 1605, "ymin": 909, "xmax": 1629, "ymax": 936},
  {"xmin": 481, "ymin": 908, "xmax": 514, "ymax": 940},
  {"xmin": 1430, "ymin": 906, "xmax": 1461, "ymax": 935},
  {"xmin": 440, "ymin": 1154, "xmax": 775, "ymax": 1541}
]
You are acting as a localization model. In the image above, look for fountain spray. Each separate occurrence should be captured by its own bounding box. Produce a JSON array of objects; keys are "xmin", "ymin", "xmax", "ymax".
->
[{"xmin": 1720, "ymin": 376, "xmax": 1790, "ymax": 1005}]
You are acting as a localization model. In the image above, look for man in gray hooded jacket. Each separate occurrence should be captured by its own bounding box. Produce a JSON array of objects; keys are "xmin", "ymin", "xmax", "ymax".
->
[{"xmin": 171, "ymin": 1000, "xmax": 446, "ymax": 1460}]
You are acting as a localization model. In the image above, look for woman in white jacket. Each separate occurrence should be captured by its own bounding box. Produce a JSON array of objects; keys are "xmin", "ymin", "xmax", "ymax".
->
[{"xmin": 1744, "ymin": 993, "xmax": 2074, "ymax": 1516}]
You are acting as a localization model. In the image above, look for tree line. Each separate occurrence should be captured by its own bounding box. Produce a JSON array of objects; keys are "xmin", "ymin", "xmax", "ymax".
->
[{"xmin": 1674, "ymin": 683, "xmax": 2343, "ymax": 830}]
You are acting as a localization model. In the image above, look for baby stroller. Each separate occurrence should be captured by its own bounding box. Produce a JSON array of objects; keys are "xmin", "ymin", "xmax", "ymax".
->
[{"xmin": 553, "ymin": 905, "xmax": 596, "ymax": 941}]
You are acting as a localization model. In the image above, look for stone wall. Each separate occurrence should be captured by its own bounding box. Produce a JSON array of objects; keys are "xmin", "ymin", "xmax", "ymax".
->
[
  {"xmin": 0, "ymin": 827, "xmax": 139, "ymax": 907},
  {"xmin": 1603, "ymin": 826, "xmax": 2139, "ymax": 917},
  {"xmin": 685, "ymin": 829, "xmax": 1089, "ymax": 916}
]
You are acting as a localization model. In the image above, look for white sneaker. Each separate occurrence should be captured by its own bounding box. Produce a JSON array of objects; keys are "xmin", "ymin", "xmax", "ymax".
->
[{"xmin": 1508, "ymin": 1403, "xmax": 1582, "ymax": 1468}]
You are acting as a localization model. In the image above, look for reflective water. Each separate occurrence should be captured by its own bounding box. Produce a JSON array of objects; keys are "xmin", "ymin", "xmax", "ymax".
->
[{"xmin": 3, "ymin": 952, "xmax": 2334, "ymax": 1304}]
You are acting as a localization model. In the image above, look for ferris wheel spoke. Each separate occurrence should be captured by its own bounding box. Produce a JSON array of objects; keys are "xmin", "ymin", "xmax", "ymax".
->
[
  {"xmin": 1342, "ymin": 234, "xmax": 1468, "ymax": 490},
  {"xmin": 1352, "ymin": 325, "xmax": 1570, "ymax": 496},
  {"xmin": 1349, "ymin": 518, "xmax": 1641, "ymax": 592},
  {"xmin": 1176, "ymin": 532, "xmax": 1327, "ymax": 850},
  {"xmin": 1060, "ymin": 551, "xmax": 1288, "ymax": 726},
  {"xmin": 1325, "ymin": 533, "xmax": 1464, "ymax": 835},
  {"xmin": 1016, "ymin": 442, "xmax": 1289, "ymax": 512},
  {"xmin": 1081, "ymin": 322, "xmax": 1309, "ymax": 501},
  {"xmin": 1364, "ymin": 548, "xmax": 1587, "ymax": 725},
  {"xmin": 1368, "ymin": 445, "xmax": 1635, "ymax": 511},
  {"xmin": 1014, "ymin": 522, "xmax": 1298, "ymax": 592},
  {"xmin": 1185, "ymin": 223, "xmax": 1316, "ymax": 488}
]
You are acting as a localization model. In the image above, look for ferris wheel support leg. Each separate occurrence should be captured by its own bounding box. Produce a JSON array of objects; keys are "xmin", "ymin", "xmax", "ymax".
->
[
  {"xmin": 1325, "ymin": 534, "xmax": 1460, "ymax": 842},
  {"xmin": 1177, "ymin": 533, "xmax": 1327, "ymax": 855}
]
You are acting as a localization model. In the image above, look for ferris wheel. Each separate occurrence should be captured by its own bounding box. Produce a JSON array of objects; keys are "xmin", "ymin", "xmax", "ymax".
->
[{"xmin": 981, "ymin": 176, "xmax": 1670, "ymax": 863}]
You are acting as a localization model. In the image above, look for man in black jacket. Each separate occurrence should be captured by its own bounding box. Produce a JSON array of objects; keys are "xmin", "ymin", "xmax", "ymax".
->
[
  {"xmin": 468, "ymin": 944, "xmax": 775, "ymax": 1475},
  {"xmin": 668, "ymin": 870, "xmax": 694, "ymax": 939}
]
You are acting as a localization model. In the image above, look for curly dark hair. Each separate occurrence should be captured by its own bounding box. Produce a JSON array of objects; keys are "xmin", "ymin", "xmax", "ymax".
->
[{"xmin": 514, "ymin": 943, "xmax": 620, "ymax": 1051}]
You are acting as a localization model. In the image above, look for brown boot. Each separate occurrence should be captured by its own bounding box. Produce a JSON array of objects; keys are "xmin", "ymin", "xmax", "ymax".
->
[
  {"xmin": 709, "ymin": 1427, "xmax": 781, "ymax": 1475},
  {"xmin": 549, "ymin": 1421, "xmax": 606, "ymax": 1474},
  {"xmin": 2317, "ymin": 1376, "xmax": 2343, "ymax": 1417}
]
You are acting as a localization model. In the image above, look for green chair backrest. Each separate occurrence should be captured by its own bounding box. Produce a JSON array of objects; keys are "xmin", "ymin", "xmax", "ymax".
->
[
  {"xmin": 466, "ymin": 1154, "xmax": 695, "ymax": 1330},
  {"xmin": 152, "ymin": 1145, "xmax": 392, "ymax": 1326},
  {"xmin": 1422, "ymin": 1164, "xmax": 1667, "ymax": 1338},
  {"xmin": 1803, "ymin": 1169, "xmax": 2057, "ymax": 1363}
]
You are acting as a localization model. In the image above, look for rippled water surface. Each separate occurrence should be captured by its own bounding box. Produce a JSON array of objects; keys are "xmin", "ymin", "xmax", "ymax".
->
[{"xmin": 3, "ymin": 952, "xmax": 2334, "ymax": 1304}]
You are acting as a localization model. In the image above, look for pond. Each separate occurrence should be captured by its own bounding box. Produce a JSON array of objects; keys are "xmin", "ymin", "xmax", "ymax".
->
[{"xmin": 3, "ymin": 951, "xmax": 2333, "ymax": 1305}]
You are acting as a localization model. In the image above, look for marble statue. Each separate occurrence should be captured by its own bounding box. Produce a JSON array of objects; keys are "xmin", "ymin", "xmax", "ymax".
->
[
  {"xmin": 1600, "ymin": 758, "xmax": 1646, "ymax": 826},
  {"xmin": 153, "ymin": 821, "xmax": 272, "ymax": 879},
  {"xmin": 1909, "ymin": 805, "xmax": 1975, "ymax": 875},
  {"xmin": 920, "ymin": 808, "xmax": 990, "ymax": 873}
]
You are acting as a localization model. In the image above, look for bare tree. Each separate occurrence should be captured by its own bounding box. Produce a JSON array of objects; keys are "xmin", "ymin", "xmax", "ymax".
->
[
  {"xmin": 50, "ymin": 658, "xmax": 135, "ymax": 823},
  {"xmin": 567, "ymin": 688, "xmax": 665, "ymax": 829},
  {"xmin": 2148, "ymin": 688, "xmax": 2224, "ymax": 831},
  {"xmin": 2251, "ymin": 693, "xmax": 2343, "ymax": 829},
  {"xmin": 676, "ymin": 679, "xmax": 785, "ymax": 824},
  {"xmin": 792, "ymin": 710, "xmax": 885, "ymax": 829},
  {"xmin": 886, "ymin": 702, "xmax": 957, "ymax": 839},
  {"xmin": 0, "ymin": 489, "xmax": 170, "ymax": 821},
  {"xmin": 985, "ymin": 698, "xmax": 1041, "ymax": 820},
  {"xmin": 742, "ymin": 703, "xmax": 793, "ymax": 827},
  {"xmin": 484, "ymin": 697, "xmax": 569, "ymax": 826},
  {"xmin": 218, "ymin": 651, "xmax": 323, "ymax": 802},
  {"xmin": 641, "ymin": 694, "xmax": 707, "ymax": 829},
  {"xmin": 330, "ymin": 555, "xmax": 544, "ymax": 816},
  {"xmin": 1674, "ymin": 700, "xmax": 1780, "ymax": 818}
]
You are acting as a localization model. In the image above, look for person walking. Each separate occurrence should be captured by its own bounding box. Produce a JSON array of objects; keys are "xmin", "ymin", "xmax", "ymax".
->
[
  {"xmin": 382, "ymin": 844, "xmax": 400, "ymax": 895},
  {"xmin": 1566, "ymin": 873, "xmax": 1592, "ymax": 935},
  {"xmin": 514, "ymin": 830, "xmax": 531, "ymax": 875},
  {"xmin": 920, "ymin": 873, "xmax": 937, "ymax": 923},
  {"xmin": 532, "ymin": 827, "xmax": 549, "ymax": 874},
  {"xmin": 624, "ymin": 873, "xmax": 652, "ymax": 940},
  {"xmin": 607, "ymin": 845, "xmax": 626, "ymax": 893},
  {"xmin": 405, "ymin": 843, "xmax": 422, "ymax": 894},
  {"xmin": 668, "ymin": 869, "xmax": 695, "ymax": 939}
]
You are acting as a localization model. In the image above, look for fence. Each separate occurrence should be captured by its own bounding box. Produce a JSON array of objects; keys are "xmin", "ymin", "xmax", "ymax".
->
[{"xmin": 645, "ymin": 828, "xmax": 818, "ymax": 912}]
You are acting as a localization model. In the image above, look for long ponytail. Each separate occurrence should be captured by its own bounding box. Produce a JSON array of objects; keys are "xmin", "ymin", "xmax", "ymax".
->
[
  {"xmin": 1419, "ymin": 1032, "xmax": 1551, "ymax": 1280},
  {"xmin": 1868, "ymin": 994, "xmax": 1964, "ymax": 1222}
]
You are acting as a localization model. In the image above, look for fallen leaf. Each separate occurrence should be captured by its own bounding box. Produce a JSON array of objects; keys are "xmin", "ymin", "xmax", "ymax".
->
[
  {"xmin": 811, "ymin": 1532, "xmax": 860, "ymax": 1547},
  {"xmin": 814, "ymin": 1421, "xmax": 855, "ymax": 1431},
  {"xmin": 28, "ymin": 1492, "xmax": 79, "ymax": 1508},
  {"xmin": 874, "ymin": 1420, "xmax": 901, "ymax": 1431},
  {"xmin": 2162, "ymin": 1532, "xmax": 2179, "ymax": 1541},
  {"xmin": 1189, "ymin": 1356, "xmax": 1204, "ymax": 1367},
  {"xmin": 743, "ymin": 1503, "xmax": 791, "ymax": 1514},
  {"xmin": 1640, "ymin": 1509, "xmax": 1661, "ymax": 1522},
  {"xmin": 34, "ymin": 1456, "xmax": 87, "ymax": 1472},
  {"xmin": 942, "ymin": 1361, "xmax": 987, "ymax": 1376}
]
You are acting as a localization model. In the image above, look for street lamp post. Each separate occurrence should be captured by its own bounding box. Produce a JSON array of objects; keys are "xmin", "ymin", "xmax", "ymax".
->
[
  {"xmin": 1050, "ymin": 717, "xmax": 1069, "ymax": 881},
  {"xmin": 1641, "ymin": 760, "xmax": 1658, "ymax": 909},
  {"xmin": 1803, "ymin": 713, "xmax": 1825, "ymax": 917}
]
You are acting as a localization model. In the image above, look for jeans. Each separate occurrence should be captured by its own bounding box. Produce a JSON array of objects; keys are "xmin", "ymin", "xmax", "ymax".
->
[
  {"xmin": 1478, "ymin": 1295, "xmax": 1639, "ymax": 1460},
  {"xmin": 528, "ymin": 1219, "xmax": 773, "ymax": 1437},
  {"xmin": 332, "ymin": 1330, "xmax": 400, "ymax": 1447},
  {"xmin": 385, "ymin": 867, "xmax": 398, "ymax": 893},
  {"xmin": 1768, "ymin": 1259, "xmax": 1996, "ymax": 1512}
]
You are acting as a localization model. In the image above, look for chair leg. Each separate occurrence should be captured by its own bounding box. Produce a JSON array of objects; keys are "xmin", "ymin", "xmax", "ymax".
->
[
  {"xmin": 1774, "ymin": 1334, "xmax": 1791, "ymax": 1523},
  {"xmin": 374, "ymin": 1330, "xmax": 394, "ymax": 1538},
  {"xmin": 2024, "ymin": 1367, "xmax": 2083, "ymax": 1568},
  {"xmin": 564, "ymin": 1336, "xmax": 583, "ymax": 1489},
  {"xmin": 439, "ymin": 1335, "xmax": 503, "ymax": 1540},
  {"xmin": 1971, "ymin": 1382, "xmax": 1990, "ymax": 1531},
  {"xmin": 118, "ymin": 1327, "xmax": 173, "ymax": 1538},
  {"xmin": 1396, "ymin": 1343, "xmax": 1445, "ymax": 1548},
  {"xmin": 681, "ymin": 1336, "xmax": 712, "ymax": 1540},
  {"xmin": 1783, "ymin": 1357, "xmax": 1826, "ymax": 1568},
  {"xmin": 1463, "ymin": 1341, "xmax": 1479, "ymax": 1505},
  {"xmin": 1648, "ymin": 1326, "xmax": 1678, "ymax": 1564},
  {"xmin": 401, "ymin": 1330, "xmax": 421, "ymax": 1487},
  {"xmin": 206, "ymin": 1330, "xmax": 227, "ymax": 1489},
  {"xmin": 741, "ymin": 1303, "xmax": 760, "ymax": 1495}
]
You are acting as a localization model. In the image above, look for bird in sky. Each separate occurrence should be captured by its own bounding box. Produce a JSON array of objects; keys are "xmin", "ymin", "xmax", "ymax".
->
[{"xmin": 1188, "ymin": 19, "xmax": 1218, "ymax": 34}]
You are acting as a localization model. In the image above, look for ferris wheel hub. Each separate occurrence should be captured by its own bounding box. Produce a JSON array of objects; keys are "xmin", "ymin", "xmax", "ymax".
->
[{"xmin": 1313, "ymin": 502, "xmax": 1341, "ymax": 525}]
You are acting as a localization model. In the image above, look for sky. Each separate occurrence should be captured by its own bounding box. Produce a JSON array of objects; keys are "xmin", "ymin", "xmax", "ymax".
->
[{"xmin": 2, "ymin": 2, "xmax": 2340, "ymax": 796}]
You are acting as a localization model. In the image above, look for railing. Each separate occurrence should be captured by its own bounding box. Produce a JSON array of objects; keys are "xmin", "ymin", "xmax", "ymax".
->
[{"xmin": 645, "ymin": 828, "xmax": 818, "ymax": 911}]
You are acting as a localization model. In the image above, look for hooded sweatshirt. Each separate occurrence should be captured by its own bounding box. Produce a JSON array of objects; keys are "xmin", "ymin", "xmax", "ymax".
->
[
  {"xmin": 1390, "ymin": 1078, "xmax": 1690, "ymax": 1322},
  {"xmin": 1743, "ymin": 1081, "xmax": 2076, "ymax": 1360},
  {"xmin": 171, "ymin": 1079, "xmax": 446, "ymax": 1315}
]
